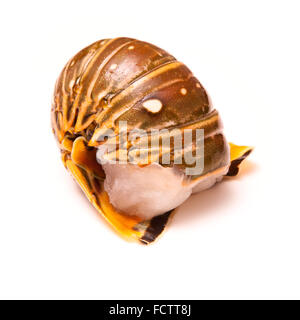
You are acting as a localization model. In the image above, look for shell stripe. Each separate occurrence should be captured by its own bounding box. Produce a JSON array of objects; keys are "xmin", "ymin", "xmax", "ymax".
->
[
  {"xmin": 83, "ymin": 39, "xmax": 133, "ymax": 99},
  {"xmin": 109, "ymin": 61, "xmax": 185, "ymax": 110},
  {"xmin": 59, "ymin": 44, "xmax": 101, "ymax": 135},
  {"xmin": 89, "ymin": 61, "xmax": 189, "ymax": 144},
  {"xmin": 130, "ymin": 109, "xmax": 221, "ymax": 148},
  {"xmin": 65, "ymin": 44, "xmax": 101, "ymax": 100},
  {"xmin": 87, "ymin": 39, "xmax": 136, "ymax": 100},
  {"xmin": 61, "ymin": 38, "xmax": 125, "ymax": 133},
  {"xmin": 94, "ymin": 52, "xmax": 176, "ymax": 101},
  {"xmin": 74, "ymin": 39, "xmax": 136, "ymax": 132}
]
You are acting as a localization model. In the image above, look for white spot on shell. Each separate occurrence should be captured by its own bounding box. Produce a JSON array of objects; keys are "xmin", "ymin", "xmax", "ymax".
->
[
  {"xmin": 69, "ymin": 79, "xmax": 75, "ymax": 90},
  {"xmin": 180, "ymin": 88, "xmax": 187, "ymax": 95},
  {"xmin": 110, "ymin": 64, "xmax": 118, "ymax": 71},
  {"xmin": 70, "ymin": 60, "xmax": 75, "ymax": 67},
  {"xmin": 142, "ymin": 99, "xmax": 163, "ymax": 113},
  {"xmin": 196, "ymin": 83, "xmax": 201, "ymax": 88},
  {"xmin": 128, "ymin": 45, "xmax": 135, "ymax": 50}
]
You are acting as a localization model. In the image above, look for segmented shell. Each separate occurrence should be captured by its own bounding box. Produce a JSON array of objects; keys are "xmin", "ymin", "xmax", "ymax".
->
[
  {"xmin": 52, "ymin": 37, "xmax": 229, "ymax": 176},
  {"xmin": 51, "ymin": 37, "xmax": 252, "ymax": 244}
]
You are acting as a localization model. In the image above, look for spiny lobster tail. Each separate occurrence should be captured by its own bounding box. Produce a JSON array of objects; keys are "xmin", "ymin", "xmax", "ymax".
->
[{"xmin": 51, "ymin": 37, "xmax": 252, "ymax": 243}]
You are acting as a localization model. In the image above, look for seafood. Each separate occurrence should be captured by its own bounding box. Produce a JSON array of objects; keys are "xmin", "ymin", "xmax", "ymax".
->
[{"xmin": 51, "ymin": 37, "xmax": 252, "ymax": 243}]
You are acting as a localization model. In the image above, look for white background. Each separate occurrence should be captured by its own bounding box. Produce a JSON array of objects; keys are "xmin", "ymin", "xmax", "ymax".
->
[{"xmin": 0, "ymin": 0, "xmax": 299, "ymax": 299}]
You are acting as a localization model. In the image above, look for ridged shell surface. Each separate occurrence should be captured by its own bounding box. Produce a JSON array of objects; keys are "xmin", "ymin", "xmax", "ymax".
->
[{"xmin": 52, "ymin": 37, "xmax": 229, "ymax": 176}]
